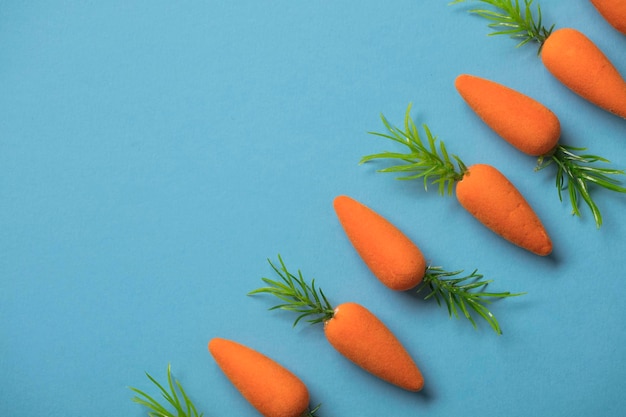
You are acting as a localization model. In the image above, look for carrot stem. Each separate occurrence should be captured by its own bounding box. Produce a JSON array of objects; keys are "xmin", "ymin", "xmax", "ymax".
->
[
  {"xmin": 537, "ymin": 144, "xmax": 626, "ymax": 227},
  {"xmin": 304, "ymin": 404, "xmax": 322, "ymax": 417},
  {"xmin": 419, "ymin": 266, "xmax": 524, "ymax": 335},
  {"xmin": 129, "ymin": 364, "xmax": 204, "ymax": 417},
  {"xmin": 451, "ymin": 0, "xmax": 554, "ymax": 50},
  {"xmin": 248, "ymin": 255, "xmax": 335, "ymax": 326},
  {"xmin": 361, "ymin": 103, "xmax": 466, "ymax": 195}
]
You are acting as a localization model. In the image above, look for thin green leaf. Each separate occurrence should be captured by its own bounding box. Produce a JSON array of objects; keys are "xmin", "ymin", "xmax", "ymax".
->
[
  {"xmin": 417, "ymin": 266, "xmax": 524, "ymax": 334},
  {"xmin": 249, "ymin": 255, "xmax": 336, "ymax": 326},
  {"xmin": 361, "ymin": 103, "xmax": 466, "ymax": 195},
  {"xmin": 129, "ymin": 364, "xmax": 204, "ymax": 417},
  {"xmin": 536, "ymin": 144, "xmax": 626, "ymax": 227},
  {"xmin": 451, "ymin": 0, "xmax": 554, "ymax": 49}
]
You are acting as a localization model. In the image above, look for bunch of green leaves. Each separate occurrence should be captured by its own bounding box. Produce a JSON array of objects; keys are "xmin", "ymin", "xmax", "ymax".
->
[
  {"xmin": 450, "ymin": 0, "xmax": 555, "ymax": 49},
  {"xmin": 361, "ymin": 103, "xmax": 467, "ymax": 195},
  {"xmin": 418, "ymin": 266, "xmax": 524, "ymax": 335},
  {"xmin": 537, "ymin": 144, "xmax": 626, "ymax": 228},
  {"xmin": 129, "ymin": 364, "xmax": 203, "ymax": 417},
  {"xmin": 248, "ymin": 255, "xmax": 336, "ymax": 326}
]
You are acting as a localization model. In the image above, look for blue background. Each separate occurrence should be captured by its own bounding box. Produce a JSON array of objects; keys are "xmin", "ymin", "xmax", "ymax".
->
[{"xmin": 2, "ymin": 1, "xmax": 625, "ymax": 416}]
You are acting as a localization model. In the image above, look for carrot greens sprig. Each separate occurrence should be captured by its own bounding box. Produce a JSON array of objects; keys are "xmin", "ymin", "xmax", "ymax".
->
[
  {"xmin": 249, "ymin": 255, "xmax": 335, "ymax": 327},
  {"xmin": 450, "ymin": 0, "xmax": 554, "ymax": 48},
  {"xmin": 361, "ymin": 103, "xmax": 466, "ymax": 195},
  {"xmin": 129, "ymin": 364, "xmax": 204, "ymax": 417},
  {"xmin": 208, "ymin": 338, "xmax": 321, "ymax": 417},
  {"xmin": 537, "ymin": 145, "xmax": 626, "ymax": 227},
  {"xmin": 420, "ymin": 266, "xmax": 524, "ymax": 335}
]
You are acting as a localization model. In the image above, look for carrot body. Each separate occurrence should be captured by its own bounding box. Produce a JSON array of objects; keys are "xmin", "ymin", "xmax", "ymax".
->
[
  {"xmin": 208, "ymin": 338, "xmax": 310, "ymax": 417},
  {"xmin": 323, "ymin": 302, "xmax": 424, "ymax": 391},
  {"xmin": 541, "ymin": 28, "xmax": 626, "ymax": 119},
  {"xmin": 455, "ymin": 74, "xmax": 561, "ymax": 156},
  {"xmin": 455, "ymin": 164, "xmax": 552, "ymax": 256},
  {"xmin": 333, "ymin": 195, "xmax": 426, "ymax": 291},
  {"xmin": 590, "ymin": 0, "xmax": 626, "ymax": 35}
]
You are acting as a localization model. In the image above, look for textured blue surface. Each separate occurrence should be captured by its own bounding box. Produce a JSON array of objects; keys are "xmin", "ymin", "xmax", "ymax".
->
[{"xmin": 2, "ymin": 1, "xmax": 626, "ymax": 416}]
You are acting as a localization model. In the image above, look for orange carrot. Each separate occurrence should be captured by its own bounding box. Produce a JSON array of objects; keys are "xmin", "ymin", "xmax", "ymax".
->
[
  {"xmin": 333, "ymin": 195, "xmax": 426, "ymax": 291},
  {"xmin": 362, "ymin": 104, "xmax": 553, "ymax": 256},
  {"xmin": 455, "ymin": 164, "xmax": 552, "ymax": 256},
  {"xmin": 454, "ymin": 74, "xmax": 561, "ymax": 156},
  {"xmin": 323, "ymin": 302, "xmax": 424, "ymax": 391},
  {"xmin": 590, "ymin": 0, "xmax": 626, "ymax": 35},
  {"xmin": 541, "ymin": 28, "xmax": 626, "ymax": 119},
  {"xmin": 249, "ymin": 256, "xmax": 424, "ymax": 391},
  {"xmin": 208, "ymin": 337, "xmax": 316, "ymax": 417}
]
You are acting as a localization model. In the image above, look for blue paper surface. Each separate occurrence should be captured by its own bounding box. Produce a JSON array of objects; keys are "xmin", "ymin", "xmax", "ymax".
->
[{"xmin": 1, "ymin": 1, "xmax": 626, "ymax": 416}]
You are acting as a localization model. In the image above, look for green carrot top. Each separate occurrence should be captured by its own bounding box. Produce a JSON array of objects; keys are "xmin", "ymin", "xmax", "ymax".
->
[
  {"xmin": 248, "ymin": 255, "xmax": 336, "ymax": 327},
  {"xmin": 129, "ymin": 364, "xmax": 204, "ymax": 417},
  {"xmin": 450, "ymin": 0, "xmax": 555, "ymax": 50},
  {"xmin": 360, "ymin": 103, "xmax": 467, "ymax": 196},
  {"xmin": 537, "ymin": 145, "xmax": 626, "ymax": 228},
  {"xmin": 420, "ymin": 266, "xmax": 523, "ymax": 335}
]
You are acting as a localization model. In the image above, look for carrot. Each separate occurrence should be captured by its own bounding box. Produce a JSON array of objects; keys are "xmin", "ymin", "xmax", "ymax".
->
[
  {"xmin": 249, "ymin": 255, "xmax": 424, "ymax": 391},
  {"xmin": 208, "ymin": 338, "xmax": 318, "ymax": 417},
  {"xmin": 454, "ymin": 74, "xmax": 560, "ymax": 157},
  {"xmin": 333, "ymin": 194, "xmax": 524, "ymax": 334},
  {"xmin": 323, "ymin": 302, "xmax": 423, "ymax": 391},
  {"xmin": 590, "ymin": 0, "xmax": 626, "ymax": 35},
  {"xmin": 455, "ymin": 164, "xmax": 552, "ymax": 255},
  {"xmin": 541, "ymin": 28, "xmax": 626, "ymax": 119},
  {"xmin": 452, "ymin": 0, "xmax": 626, "ymax": 119},
  {"xmin": 361, "ymin": 103, "xmax": 552, "ymax": 256},
  {"xmin": 333, "ymin": 195, "xmax": 426, "ymax": 291},
  {"xmin": 456, "ymin": 73, "xmax": 626, "ymax": 227}
]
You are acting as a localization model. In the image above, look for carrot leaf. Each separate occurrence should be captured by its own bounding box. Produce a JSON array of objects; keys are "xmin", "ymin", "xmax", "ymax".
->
[
  {"xmin": 361, "ymin": 103, "xmax": 466, "ymax": 195},
  {"xmin": 249, "ymin": 255, "xmax": 336, "ymax": 326},
  {"xmin": 303, "ymin": 404, "xmax": 323, "ymax": 417},
  {"xmin": 418, "ymin": 266, "xmax": 525, "ymax": 335},
  {"xmin": 450, "ymin": 0, "xmax": 554, "ymax": 50},
  {"xmin": 536, "ymin": 144, "xmax": 626, "ymax": 228},
  {"xmin": 129, "ymin": 364, "xmax": 204, "ymax": 417}
]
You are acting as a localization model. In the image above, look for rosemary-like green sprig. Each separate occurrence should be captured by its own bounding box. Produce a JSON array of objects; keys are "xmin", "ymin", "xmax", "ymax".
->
[
  {"xmin": 536, "ymin": 144, "xmax": 626, "ymax": 228},
  {"xmin": 418, "ymin": 266, "xmax": 524, "ymax": 335},
  {"xmin": 248, "ymin": 255, "xmax": 335, "ymax": 327},
  {"xmin": 360, "ymin": 103, "xmax": 467, "ymax": 195},
  {"xmin": 129, "ymin": 364, "xmax": 204, "ymax": 417},
  {"xmin": 450, "ymin": 0, "xmax": 555, "ymax": 49},
  {"xmin": 305, "ymin": 404, "xmax": 322, "ymax": 417}
]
